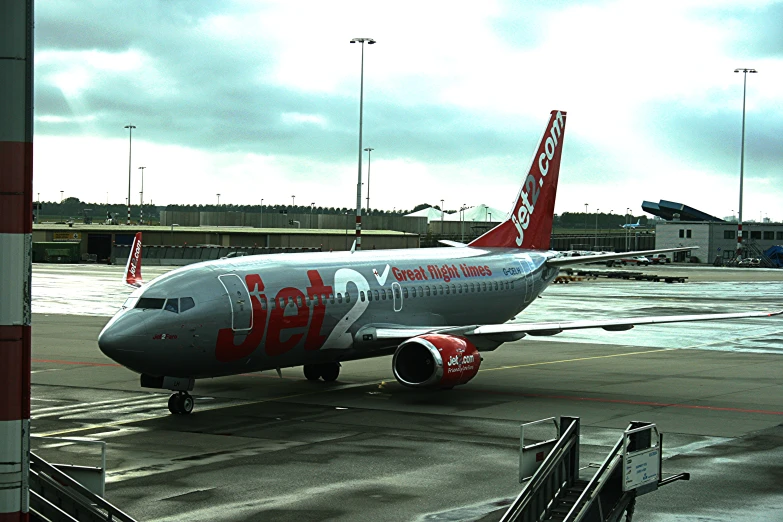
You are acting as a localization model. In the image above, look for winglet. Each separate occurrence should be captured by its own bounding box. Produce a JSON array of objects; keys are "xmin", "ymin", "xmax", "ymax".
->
[
  {"xmin": 468, "ymin": 110, "xmax": 566, "ymax": 250},
  {"xmin": 124, "ymin": 232, "xmax": 143, "ymax": 288}
]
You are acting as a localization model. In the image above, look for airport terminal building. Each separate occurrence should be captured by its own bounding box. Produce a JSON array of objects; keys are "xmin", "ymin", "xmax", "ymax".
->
[{"xmin": 655, "ymin": 221, "xmax": 783, "ymax": 263}]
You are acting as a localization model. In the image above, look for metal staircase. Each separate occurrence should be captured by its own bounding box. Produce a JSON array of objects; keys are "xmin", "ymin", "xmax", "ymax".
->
[
  {"xmin": 27, "ymin": 436, "xmax": 137, "ymax": 522},
  {"xmin": 501, "ymin": 417, "xmax": 689, "ymax": 522}
]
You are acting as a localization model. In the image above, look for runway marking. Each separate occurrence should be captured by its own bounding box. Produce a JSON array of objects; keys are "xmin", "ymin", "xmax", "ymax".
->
[
  {"xmin": 480, "ymin": 347, "xmax": 675, "ymax": 372},
  {"xmin": 470, "ymin": 389, "xmax": 783, "ymax": 416},
  {"xmin": 33, "ymin": 358, "xmax": 122, "ymax": 368},
  {"xmin": 34, "ymin": 379, "xmax": 383, "ymax": 438}
]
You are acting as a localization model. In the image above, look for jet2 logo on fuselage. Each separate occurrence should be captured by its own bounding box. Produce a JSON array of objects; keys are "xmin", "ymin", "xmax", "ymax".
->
[{"xmin": 373, "ymin": 265, "xmax": 390, "ymax": 286}]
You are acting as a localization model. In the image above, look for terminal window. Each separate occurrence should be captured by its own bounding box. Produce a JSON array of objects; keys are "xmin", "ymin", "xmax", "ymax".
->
[
  {"xmin": 778, "ymin": 232, "xmax": 783, "ymax": 240},
  {"xmin": 724, "ymin": 230, "xmax": 735, "ymax": 239},
  {"xmin": 686, "ymin": 229, "xmax": 692, "ymax": 238},
  {"xmin": 750, "ymin": 231, "xmax": 762, "ymax": 240},
  {"xmin": 763, "ymin": 231, "xmax": 774, "ymax": 240},
  {"xmin": 679, "ymin": 229, "xmax": 685, "ymax": 238}
]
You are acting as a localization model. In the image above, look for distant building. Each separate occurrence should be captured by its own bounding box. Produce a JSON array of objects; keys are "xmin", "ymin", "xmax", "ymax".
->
[{"xmin": 656, "ymin": 221, "xmax": 783, "ymax": 263}]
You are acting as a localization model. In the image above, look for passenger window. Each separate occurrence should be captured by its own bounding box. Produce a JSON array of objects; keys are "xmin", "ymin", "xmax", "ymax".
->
[
  {"xmin": 337, "ymin": 293, "xmax": 343, "ymax": 303},
  {"xmin": 279, "ymin": 297, "xmax": 286, "ymax": 307},
  {"xmin": 418, "ymin": 286, "xmax": 424, "ymax": 296},
  {"xmin": 367, "ymin": 291, "xmax": 373, "ymax": 301},
  {"xmin": 136, "ymin": 298, "xmax": 165, "ymax": 310},
  {"xmin": 164, "ymin": 299, "xmax": 179, "ymax": 313},
  {"xmin": 411, "ymin": 287, "xmax": 417, "ymax": 297},
  {"xmin": 452, "ymin": 284, "xmax": 457, "ymax": 294},
  {"xmin": 305, "ymin": 295, "xmax": 311, "ymax": 306},
  {"xmin": 445, "ymin": 285, "xmax": 450, "ymax": 295},
  {"xmin": 425, "ymin": 286, "xmax": 431, "ymax": 297},
  {"xmin": 403, "ymin": 287, "xmax": 409, "ymax": 298},
  {"xmin": 321, "ymin": 294, "xmax": 327, "ymax": 305},
  {"xmin": 481, "ymin": 282, "xmax": 487, "ymax": 291},
  {"xmin": 470, "ymin": 283, "xmax": 475, "ymax": 292},
  {"xmin": 381, "ymin": 290, "xmax": 387, "ymax": 300},
  {"xmin": 346, "ymin": 292, "xmax": 351, "ymax": 303},
  {"xmin": 329, "ymin": 293, "xmax": 335, "ymax": 304},
  {"xmin": 269, "ymin": 299, "xmax": 276, "ymax": 310},
  {"xmin": 360, "ymin": 291, "xmax": 366, "ymax": 302},
  {"xmin": 374, "ymin": 290, "xmax": 380, "ymax": 301},
  {"xmin": 180, "ymin": 297, "xmax": 195, "ymax": 312},
  {"xmin": 260, "ymin": 297, "xmax": 268, "ymax": 310},
  {"xmin": 296, "ymin": 296, "xmax": 303, "ymax": 307},
  {"xmin": 494, "ymin": 282, "xmax": 499, "ymax": 291}
]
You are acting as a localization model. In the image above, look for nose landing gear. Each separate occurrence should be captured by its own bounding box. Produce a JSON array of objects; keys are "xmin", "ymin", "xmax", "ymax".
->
[
  {"xmin": 303, "ymin": 362, "xmax": 341, "ymax": 382},
  {"xmin": 168, "ymin": 392, "xmax": 194, "ymax": 415}
]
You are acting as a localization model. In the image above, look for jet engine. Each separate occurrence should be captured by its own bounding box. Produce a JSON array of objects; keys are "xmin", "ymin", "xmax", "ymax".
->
[{"xmin": 392, "ymin": 334, "xmax": 482, "ymax": 389}]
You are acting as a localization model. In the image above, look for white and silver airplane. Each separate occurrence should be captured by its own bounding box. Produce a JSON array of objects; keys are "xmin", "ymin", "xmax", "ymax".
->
[
  {"xmin": 621, "ymin": 219, "xmax": 642, "ymax": 229},
  {"xmin": 98, "ymin": 110, "xmax": 781, "ymax": 415}
]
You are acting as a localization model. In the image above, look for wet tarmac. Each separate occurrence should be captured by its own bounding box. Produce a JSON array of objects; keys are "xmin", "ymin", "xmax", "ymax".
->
[{"xmin": 30, "ymin": 263, "xmax": 783, "ymax": 521}]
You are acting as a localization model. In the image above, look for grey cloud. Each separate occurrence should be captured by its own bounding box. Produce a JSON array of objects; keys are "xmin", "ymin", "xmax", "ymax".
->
[
  {"xmin": 699, "ymin": 3, "xmax": 783, "ymax": 58},
  {"xmin": 638, "ymin": 99, "xmax": 783, "ymax": 177}
]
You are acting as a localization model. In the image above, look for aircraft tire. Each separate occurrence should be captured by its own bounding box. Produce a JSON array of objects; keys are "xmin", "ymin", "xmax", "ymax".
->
[
  {"xmin": 303, "ymin": 365, "xmax": 321, "ymax": 381},
  {"xmin": 320, "ymin": 362, "xmax": 340, "ymax": 382},
  {"xmin": 179, "ymin": 393, "xmax": 194, "ymax": 415},
  {"xmin": 168, "ymin": 393, "xmax": 182, "ymax": 414}
]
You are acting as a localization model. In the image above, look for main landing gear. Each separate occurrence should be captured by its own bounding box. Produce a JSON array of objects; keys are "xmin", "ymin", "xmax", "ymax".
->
[
  {"xmin": 168, "ymin": 392, "xmax": 194, "ymax": 415},
  {"xmin": 303, "ymin": 362, "xmax": 341, "ymax": 382}
]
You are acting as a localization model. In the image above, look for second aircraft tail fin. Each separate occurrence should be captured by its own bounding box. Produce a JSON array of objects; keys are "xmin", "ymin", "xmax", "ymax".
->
[
  {"xmin": 124, "ymin": 232, "xmax": 143, "ymax": 288},
  {"xmin": 468, "ymin": 110, "xmax": 566, "ymax": 250}
]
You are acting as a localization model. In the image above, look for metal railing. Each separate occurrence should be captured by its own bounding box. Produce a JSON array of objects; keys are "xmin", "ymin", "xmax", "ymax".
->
[
  {"xmin": 501, "ymin": 417, "xmax": 581, "ymax": 522},
  {"xmin": 29, "ymin": 452, "xmax": 137, "ymax": 522}
]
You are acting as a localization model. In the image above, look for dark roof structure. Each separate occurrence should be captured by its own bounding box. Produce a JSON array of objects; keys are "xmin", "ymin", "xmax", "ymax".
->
[{"xmin": 642, "ymin": 200, "xmax": 725, "ymax": 222}]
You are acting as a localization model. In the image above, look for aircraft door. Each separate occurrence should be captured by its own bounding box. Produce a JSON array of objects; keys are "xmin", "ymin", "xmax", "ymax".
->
[
  {"xmin": 218, "ymin": 274, "xmax": 253, "ymax": 331},
  {"xmin": 392, "ymin": 282, "xmax": 403, "ymax": 312},
  {"xmin": 516, "ymin": 256, "xmax": 535, "ymax": 302}
]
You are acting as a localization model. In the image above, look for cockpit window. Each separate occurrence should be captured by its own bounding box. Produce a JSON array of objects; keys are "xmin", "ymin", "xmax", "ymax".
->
[
  {"xmin": 135, "ymin": 298, "xmax": 165, "ymax": 310},
  {"xmin": 164, "ymin": 299, "xmax": 179, "ymax": 313},
  {"xmin": 180, "ymin": 297, "xmax": 195, "ymax": 312},
  {"xmin": 122, "ymin": 296, "xmax": 139, "ymax": 309}
]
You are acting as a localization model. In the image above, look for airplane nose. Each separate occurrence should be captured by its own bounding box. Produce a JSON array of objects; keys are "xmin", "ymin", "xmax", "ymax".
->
[{"xmin": 98, "ymin": 322, "xmax": 123, "ymax": 359}]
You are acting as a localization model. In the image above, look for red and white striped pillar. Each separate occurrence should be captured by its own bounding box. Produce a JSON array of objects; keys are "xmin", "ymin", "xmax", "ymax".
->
[{"xmin": 0, "ymin": 1, "xmax": 33, "ymax": 521}]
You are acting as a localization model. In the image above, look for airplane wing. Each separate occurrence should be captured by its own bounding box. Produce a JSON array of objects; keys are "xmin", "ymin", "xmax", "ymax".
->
[
  {"xmin": 373, "ymin": 309, "xmax": 782, "ymax": 342},
  {"xmin": 546, "ymin": 246, "xmax": 696, "ymax": 268},
  {"xmin": 438, "ymin": 240, "xmax": 468, "ymax": 248}
]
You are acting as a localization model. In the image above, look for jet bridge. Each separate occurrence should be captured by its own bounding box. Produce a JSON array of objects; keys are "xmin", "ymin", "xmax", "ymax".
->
[{"xmin": 501, "ymin": 417, "xmax": 689, "ymax": 522}]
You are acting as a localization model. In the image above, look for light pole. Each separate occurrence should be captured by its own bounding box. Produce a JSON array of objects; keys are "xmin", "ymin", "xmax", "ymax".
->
[
  {"xmin": 138, "ymin": 166, "xmax": 146, "ymax": 224},
  {"xmin": 350, "ymin": 37, "xmax": 376, "ymax": 250},
  {"xmin": 440, "ymin": 199, "xmax": 445, "ymax": 236},
  {"xmin": 291, "ymin": 195, "xmax": 295, "ymax": 207},
  {"xmin": 311, "ymin": 202, "xmax": 315, "ymax": 229},
  {"xmin": 734, "ymin": 67, "xmax": 757, "ymax": 258},
  {"xmin": 124, "ymin": 124, "xmax": 136, "ymax": 225},
  {"xmin": 594, "ymin": 209, "xmax": 600, "ymax": 251},
  {"xmin": 217, "ymin": 193, "xmax": 220, "ymax": 206},
  {"xmin": 364, "ymin": 147, "xmax": 374, "ymax": 214},
  {"xmin": 460, "ymin": 204, "xmax": 467, "ymax": 242},
  {"xmin": 60, "ymin": 190, "xmax": 64, "ymax": 203},
  {"xmin": 260, "ymin": 198, "xmax": 264, "ymax": 228},
  {"xmin": 626, "ymin": 207, "xmax": 631, "ymax": 251},
  {"xmin": 584, "ymin": 203, "xmax": 588, "ymax": 232}
]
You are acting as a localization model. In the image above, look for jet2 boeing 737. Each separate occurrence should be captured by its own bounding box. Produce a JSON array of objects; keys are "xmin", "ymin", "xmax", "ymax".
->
[{"xmin": 98, "ymin": 110, "xmax": 782, "ymax": 415}]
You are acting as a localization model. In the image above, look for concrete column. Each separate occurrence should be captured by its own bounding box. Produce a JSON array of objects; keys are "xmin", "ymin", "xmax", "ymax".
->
[{"xmin": 0, "ymin": 1, "xmax": 33, "ymax": 521}]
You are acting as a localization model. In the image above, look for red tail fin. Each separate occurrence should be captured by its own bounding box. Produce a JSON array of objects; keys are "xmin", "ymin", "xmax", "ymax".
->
[
  {"xmin": 125, "ymin": 232, "xmax": 143, "ymax": 288},
  {"xmin": 469, "ymin": 110, "xmax": 566, "ymax": 250}
]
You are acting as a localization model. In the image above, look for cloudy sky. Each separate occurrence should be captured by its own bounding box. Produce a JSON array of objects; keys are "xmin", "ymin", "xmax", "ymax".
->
[{"xmin": 34, "ymin": 0, "xmax": 782, "ymax": 220}]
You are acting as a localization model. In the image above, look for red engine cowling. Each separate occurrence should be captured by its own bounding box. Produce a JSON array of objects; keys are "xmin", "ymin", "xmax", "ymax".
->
[{"xmin": 392, "ymin": 334, "xmax": 482, "ymax": 389}]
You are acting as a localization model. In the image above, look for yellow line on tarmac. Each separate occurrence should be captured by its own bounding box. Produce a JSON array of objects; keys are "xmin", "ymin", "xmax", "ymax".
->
[
  {"xmin": 480, "ymin": 347, "xmax": 676, "ymax": 372},
  {"xmin": 34, "ymin": 379, "xmax": 383, "ymax": 438}
]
